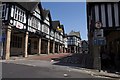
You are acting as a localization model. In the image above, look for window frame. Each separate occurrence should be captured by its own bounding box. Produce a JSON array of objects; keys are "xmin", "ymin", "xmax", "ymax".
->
[
  {"xmin": 14, "ymin": 6, "xmax": 25, "ymax": 23},
  {"xmin": 11, "ymin": 35, "xmax": 22, "ymax": 48}
]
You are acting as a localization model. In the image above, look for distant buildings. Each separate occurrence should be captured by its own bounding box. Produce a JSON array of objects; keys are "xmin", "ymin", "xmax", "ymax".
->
[{"xmin": 67, "ymin": 30, "xmax": 81, "ymax": 53}]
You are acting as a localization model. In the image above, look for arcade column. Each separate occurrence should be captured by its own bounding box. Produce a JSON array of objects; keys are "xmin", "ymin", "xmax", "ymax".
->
[{"xmin": 5, "ymin": 26, "xmax": 11, "ymax": 60}]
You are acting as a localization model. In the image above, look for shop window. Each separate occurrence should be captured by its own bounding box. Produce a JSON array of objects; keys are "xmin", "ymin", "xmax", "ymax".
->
[
  {"xmin": 34, "ymin": 41, "xmax": 37, "ymax": 49},
  {"xmin": 11, "ymin": 35, "xmax": 22, "ymax": 48}
]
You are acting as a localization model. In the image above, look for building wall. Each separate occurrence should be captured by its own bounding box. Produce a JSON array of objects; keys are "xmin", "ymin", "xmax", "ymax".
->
[
  {"xmin": 106, "ymin": 31, "xmax": 120, "ymax": 42},
  {"xmin": 89, "ymin": 3, "xmax": 120, "ymax": 28}
]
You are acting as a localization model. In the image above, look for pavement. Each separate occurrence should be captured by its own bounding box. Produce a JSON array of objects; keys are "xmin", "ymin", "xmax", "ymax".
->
[
  {"xmin": 26, "ymin": 53, "xmax": 71, "ymax": 61},
  {"xmin": 1, "ymin": 53, "xmax": 120, "ymax": 79},
  {"xmin": 8, "ymin": 53, "xmax": 71, "ymax": 61},
  {"xmin": 71, "ymin": 67, "xmax": 120, "ymax": 79}
]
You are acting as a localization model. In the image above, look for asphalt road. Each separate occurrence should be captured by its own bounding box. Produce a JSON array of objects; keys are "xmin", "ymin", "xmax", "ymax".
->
[{"xmin": 1, "ymin": 60, "xmax": 110, "ymax": 79}]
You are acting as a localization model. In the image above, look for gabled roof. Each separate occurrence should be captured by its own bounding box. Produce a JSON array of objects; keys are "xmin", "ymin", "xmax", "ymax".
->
[
  {"xmin": 69, "ymin": 30, "xmax": 81, "ymax": 38},
  {"xmin": 82, "ymin": 40, "xmax": 88, "ymax": 45},
  {"xmin": 42, "ymin": 9, "xmax": 50, "ymax": 20},
  {"xmin": 41, "ymin": 8, "xmax": 53, "ymax": 27},
  {"xmin": 52, "ymin": 21, "xmax": 60, "ymax": 30},
  {"xmin": 18, "ymin": 2, "xmax": 39, "ymax": 12}
]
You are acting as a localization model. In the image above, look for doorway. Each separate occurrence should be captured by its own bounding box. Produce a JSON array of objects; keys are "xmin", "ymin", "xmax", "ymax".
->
[{"xmin": 28, "ymin": 39, "xmax": 31, "ymax": 54}]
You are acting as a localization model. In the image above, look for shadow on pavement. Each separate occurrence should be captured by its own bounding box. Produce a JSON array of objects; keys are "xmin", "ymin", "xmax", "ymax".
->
[
  {"xmin": 52, "ymin": 53, "xmax": 120, "ymax": 75},
  {"xmin": 52, "ymin": 53, "xmax": 93, "ymax": 69},
  {"xmin": 102, "ymin": 67, "xmax": 120, "ymax": 75}
]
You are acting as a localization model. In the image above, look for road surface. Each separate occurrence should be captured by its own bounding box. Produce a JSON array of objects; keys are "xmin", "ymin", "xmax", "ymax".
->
[{"xmin": 1, "ymin": 60, "xmax": 110, "ymax": 79}]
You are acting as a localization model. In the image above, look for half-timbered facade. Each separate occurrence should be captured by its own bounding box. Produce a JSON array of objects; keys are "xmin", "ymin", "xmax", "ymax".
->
[
  {"xmin": 1, "ymin": 2, "xmax": 40, "ymax": 59},
  {"xmin": 41, "ymin": 9, "xmax": 51, "ymax": 54},
  {"xmin": 27, "ymin": 4, "xmax": 43, "ymax": 55},
  {"xmin": 67, "ymin": 30, "xmax": 81, "ymax": 53},
  {"xmin": 1, "ymin": 2, "xmax": 66, "ymax": 60},
  {"xmin": 52, "ymin": 21, "xmax": 65, "ymax": 53},
  {"xmin": 87, "ymin": 2, "xmax": 120, "ymax": 70},
  {"xmin": 63, "ymin": 34, "xmax": 68, "ymax": 53}
]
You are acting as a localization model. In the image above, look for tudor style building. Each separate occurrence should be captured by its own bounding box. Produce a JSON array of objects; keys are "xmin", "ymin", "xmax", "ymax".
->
[
  {"xmin": 52, "ymin": 21, "xmax": 65, "ymax": 53},
  {"xmin": 67, "ymin": 30, "xmax": 81, "ymax": 53},
  {"xmin": 0, "ymin": 2, "xmax": 65, "ymax": 60},
  {"xmin": 87, "ymin": 2, "xmax": 120, "ymax": 70},
  {"xmin": 41, "ymin": 9, "xmax": 52, "ymax": 54},
  {"xmin": 1, "ymin": 2, "xmax": 43, "ymax": 59}
]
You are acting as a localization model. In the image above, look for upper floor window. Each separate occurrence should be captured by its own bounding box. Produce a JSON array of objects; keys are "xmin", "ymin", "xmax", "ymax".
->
[
  {"xmin": 0, "ymin": 4, "xmax": 6, "ymax": 19},
  {"xmin": 56, "ymin": 33, "xmax": 59, "ymax": 39},
  {"xmin": 32, "ymin": 18, "xmax": 36, "ymax": 28},
  {"xmin": 42, "ymin": 24, "xmax": 49, "ymax": 34},
  {"xmin": 31, "ymin": 17, "xmax": 39, "ymax": 29},
  {"xmin": 50, "ymin": 30, "xmax": 54, "ymax": 37},
  {"xmin": 2, "ymin": 4, "xmax": 6, "ymax": 19},
  {"xmin": 0, "ymin": 4, "xmax": 2, "ymax": 19},
  {"xmin": 60, "ymin": 35, "xmax": 62, "ymax": 41},
  {"xmin": 33, "ymin": 11, "xmax": 41, "ymax": 20},
  {"xmin": 14, "ymin": 6, "xmax": 25, "ymax": 23},
  {"xmin": 68, "ymin": 37, "xmax": 73, "ymax": 40}
]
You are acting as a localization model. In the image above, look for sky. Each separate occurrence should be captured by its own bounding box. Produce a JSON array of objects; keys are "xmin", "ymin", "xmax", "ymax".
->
[{"xmin": 41, "ymin": 2, "xmax": 88, "ymax": 40}]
